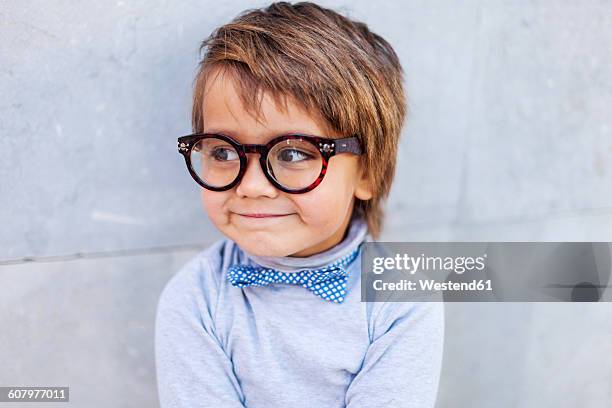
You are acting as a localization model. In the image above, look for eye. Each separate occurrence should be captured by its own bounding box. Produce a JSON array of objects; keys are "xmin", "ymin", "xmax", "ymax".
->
[
  {"xmin": 210, "ymin": 147, "xmax": 239, "ymax": 161},
  {"xmin": 276, "ymin": 148, "xmax": 314, "ymax": 163}
]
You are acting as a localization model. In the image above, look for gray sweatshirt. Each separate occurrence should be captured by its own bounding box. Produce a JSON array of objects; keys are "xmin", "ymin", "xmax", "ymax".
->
[{"xmin": 155, "ymin": 215, "xmax": 445, "ymax": 407}]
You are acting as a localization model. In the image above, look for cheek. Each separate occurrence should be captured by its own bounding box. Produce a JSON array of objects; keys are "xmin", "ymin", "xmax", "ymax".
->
[
  {"xmin": 293, "ymin": 164, "xmax": 357, "ymax": 222},
  {"xmin": 200, "ymin": 190, "xmax": 228, "ymax": 221},
  {"xmin": 321, "ymin": 157, "xmax": 359, "ymax": 198}
]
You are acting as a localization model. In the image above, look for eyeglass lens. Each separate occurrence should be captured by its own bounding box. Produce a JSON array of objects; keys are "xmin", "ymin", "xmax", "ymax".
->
[{"xmin": 190, "ymin": 137, "xmax": 324, "ymax": 190}]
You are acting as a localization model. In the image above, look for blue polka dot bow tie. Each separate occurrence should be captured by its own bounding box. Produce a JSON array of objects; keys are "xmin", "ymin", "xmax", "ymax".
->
[{"xmin": 227, "ymin": 246, "xmax": 361, "ymax": 304}]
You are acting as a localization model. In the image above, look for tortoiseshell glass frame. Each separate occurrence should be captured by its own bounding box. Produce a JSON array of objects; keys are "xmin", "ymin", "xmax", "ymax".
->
[{"xmin": 177, "ymin": 133, "xmax": 363, "ymax": 193}]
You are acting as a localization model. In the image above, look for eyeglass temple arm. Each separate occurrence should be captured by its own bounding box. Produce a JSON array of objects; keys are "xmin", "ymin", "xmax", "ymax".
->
[{"xmin": 334, "ymin": 136, "xmax": 363, "ymax": 155}]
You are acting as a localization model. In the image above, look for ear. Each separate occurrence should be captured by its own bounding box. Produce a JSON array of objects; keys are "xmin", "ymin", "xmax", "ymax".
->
[{"xmin": 354, "ymin": 164, "xmax": 374, "ymax": 201}]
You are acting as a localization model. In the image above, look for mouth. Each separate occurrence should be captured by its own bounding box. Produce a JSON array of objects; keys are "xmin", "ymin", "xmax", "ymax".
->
[
  {"xmin": 237, "ymin": 213, "xmax": 292, "ymax": 218},
  {"xmin": 231, "ymin": 212, "xmax": 294, "ymax": 231}
]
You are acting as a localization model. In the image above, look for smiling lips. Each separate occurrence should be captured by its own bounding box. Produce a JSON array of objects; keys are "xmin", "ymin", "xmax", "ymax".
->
[{"xmin": 238, "ymin": 213, "xmax": 291, "ymax": 218}]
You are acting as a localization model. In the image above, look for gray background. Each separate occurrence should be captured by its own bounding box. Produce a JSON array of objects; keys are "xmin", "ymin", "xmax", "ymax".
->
[{"xmin": 1, "ymin": 0, "xmax": 611, "ymax": 407}]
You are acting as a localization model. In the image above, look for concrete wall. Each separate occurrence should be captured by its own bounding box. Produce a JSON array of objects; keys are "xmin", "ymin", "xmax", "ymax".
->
[{"xmin": 1, "ymin": 1, "xmax": 611, "ymax": 407}]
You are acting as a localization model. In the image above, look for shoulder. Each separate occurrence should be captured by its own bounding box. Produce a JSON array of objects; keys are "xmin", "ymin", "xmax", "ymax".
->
[
  {"xmin": 366, "ymin": 299, "xmax": 445, "ymax": 343},
  {"xmin": 156, "ymin": 238, "xmax": 236, "ymax": 315},
  {"xmin": 359, "ymin": 243, "xmax": 445, "ymax": 341}
]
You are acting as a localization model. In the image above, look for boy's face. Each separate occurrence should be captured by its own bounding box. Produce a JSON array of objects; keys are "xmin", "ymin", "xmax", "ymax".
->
[{"xmin": 200, "ymin": 67, "xmax": 372, "ymax": 257}]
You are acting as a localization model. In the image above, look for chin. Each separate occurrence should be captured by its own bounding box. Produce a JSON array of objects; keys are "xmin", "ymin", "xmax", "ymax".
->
[
  {"xmin": 232, "ymin": 234, "xmax": 294, "ymax": 257},
  {"xmin": 239, "ymin": 241, "xmax": 293, "ymax": 257}
]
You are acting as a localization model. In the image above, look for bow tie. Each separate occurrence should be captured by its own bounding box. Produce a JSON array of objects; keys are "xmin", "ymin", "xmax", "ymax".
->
[{"xmin": 227, "ymin": 246, "xmax": 361, "ymax": 303}]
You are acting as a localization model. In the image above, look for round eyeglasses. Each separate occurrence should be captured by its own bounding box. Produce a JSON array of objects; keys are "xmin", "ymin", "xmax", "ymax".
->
[{"xmin": 177, "ymin": 133, "xmax": 363, "ymax": 194}]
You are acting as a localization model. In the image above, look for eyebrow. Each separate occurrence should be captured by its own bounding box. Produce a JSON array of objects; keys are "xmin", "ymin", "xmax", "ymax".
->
[{"xmin": 202, "ymin": 128, "xmax": 324, "ymax": 142}]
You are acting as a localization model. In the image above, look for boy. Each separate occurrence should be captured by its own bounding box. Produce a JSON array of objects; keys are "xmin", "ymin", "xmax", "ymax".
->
[{"xmin": 155, "ymin": 2, "xmax": 444, "ymax": 407}]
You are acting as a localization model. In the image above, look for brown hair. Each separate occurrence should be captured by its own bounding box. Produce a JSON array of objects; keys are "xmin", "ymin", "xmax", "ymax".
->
[{"xmin": 192, "ymin": 1, "xmax": 407, "ymax": 238}]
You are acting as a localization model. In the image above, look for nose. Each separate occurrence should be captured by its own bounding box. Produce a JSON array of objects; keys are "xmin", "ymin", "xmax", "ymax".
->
[{"xmin": 235, "ymin": 153, "xmax": 279, "ymax": 198}]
